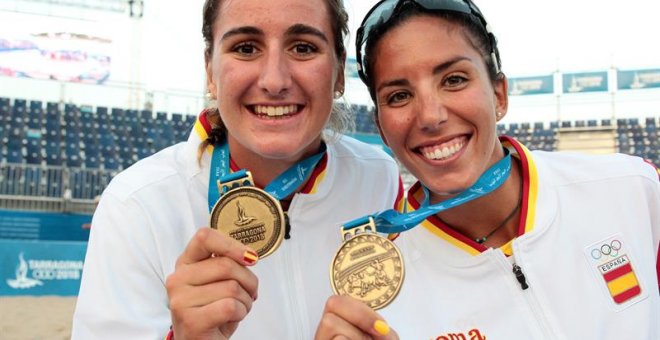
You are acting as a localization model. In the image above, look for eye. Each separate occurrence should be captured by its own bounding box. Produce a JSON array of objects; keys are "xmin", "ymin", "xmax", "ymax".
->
[
  {"xmin": 386, "ymin": 91, "xmax": 411, "ymax": 106},
  {"xmin": 291, "ymin": 42, "xmax": 318, "ymax": 57},
  {"xmin": 444, "ymin": 74, "xmax": 468, "ymax": 88},
  {"xmin": 232, "ymin": 42, "xmax": 259, "ymax": 56}
]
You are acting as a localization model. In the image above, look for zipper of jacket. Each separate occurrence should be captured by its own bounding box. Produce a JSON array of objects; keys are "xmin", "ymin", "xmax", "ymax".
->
[
  {"xmin": 509, "ymin": 254, "xmax": 557, "ymax": 339},
  {"xmin": 512, "ymin": 263, "xmax": 529, "ymax": 290},
  {"xmin": 281, "ymin": 212, "xmax": 309, "ymax": 338}
]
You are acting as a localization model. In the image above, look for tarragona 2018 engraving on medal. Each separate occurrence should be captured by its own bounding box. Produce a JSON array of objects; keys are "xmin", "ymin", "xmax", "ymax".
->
[
  {"xmin": 210, "ymin": 187, "xmax": 284, "ymax": 258},
  {"xmin": 331, "ymin": 234, "xmax": 404, "ymax": 310}
]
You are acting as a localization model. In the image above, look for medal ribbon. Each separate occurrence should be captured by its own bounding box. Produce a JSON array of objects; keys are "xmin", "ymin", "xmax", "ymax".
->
[
  {"xmin": 207, "ymin": 139, "xmax": 327, "ymax": 212},
  {"xmin": 343, "ymin": 150, "xmax": 512, "ymax": 234}
]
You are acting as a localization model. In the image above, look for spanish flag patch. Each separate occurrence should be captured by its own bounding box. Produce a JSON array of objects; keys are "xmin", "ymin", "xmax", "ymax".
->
[{"xmin": 585, "ymin": 234, "xmax": 647, "ymax": 309}]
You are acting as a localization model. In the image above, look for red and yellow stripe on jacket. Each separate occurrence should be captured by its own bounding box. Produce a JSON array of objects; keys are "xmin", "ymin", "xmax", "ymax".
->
[
  {"xmin": 387, "ymin": 177, "xmax": 406, "ymax": 241},
  {"xmin": 403, "ymin": 136, "xmax": 538, "ymax": 256},
  {"xmin": 193, "ymin": 110, "xmax": 328, "ymax": 195}
]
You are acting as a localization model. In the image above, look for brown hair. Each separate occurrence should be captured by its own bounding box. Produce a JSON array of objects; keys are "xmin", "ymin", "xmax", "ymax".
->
[
  {"xmin": 363, "ymin": 4, "xmax": 503, "ymax": 104},
  {"xmin": 198, "ymin": 0, "xmax": 352, "ymax": 163}
]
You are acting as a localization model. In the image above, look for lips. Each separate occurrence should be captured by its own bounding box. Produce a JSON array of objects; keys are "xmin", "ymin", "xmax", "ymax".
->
[
  {"xmin": 418, "ymin": 135, "xmax": 468, "ymax": 161},
  {"xmin": 249, "ymin": 104, "xmax": 300, "ymax": 117}
]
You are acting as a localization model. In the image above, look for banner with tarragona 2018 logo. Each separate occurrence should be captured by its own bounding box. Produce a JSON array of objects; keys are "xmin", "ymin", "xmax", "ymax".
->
[{"xmin": 0, "ymin": 239, "xmax": 87, "ymax": 296}]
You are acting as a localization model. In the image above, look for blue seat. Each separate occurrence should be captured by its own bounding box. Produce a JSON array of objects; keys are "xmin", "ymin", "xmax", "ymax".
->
[
  {"xmin": 84, "ymin": 154, "xmax": 100, "ymax": 169},
  {"xmin": 13, "ymin": 98, "xmax": 27, "ymax": 117},
  {"xmin": 0, "ymin": 97, "xmax": 10, "ymax": 116},
  {"xmin": 45, "ymin": 141, "xmax": 62, "ymax": 166},
  {"xmin": 645, "ymin": 117, "xmax": 657, "ymax": 126},
  {"xmin": 65, "ymin": 131, "xmax": 81, "ymax": 145},
  {"xmin": 97, "ymin": 106, "xmax": 108, "ymax": 118},
  {"xmin": 140, "ymin": 110, "xmax": 152, "ymax": 120},
  {"xmin": 103, "ymin": 156, "xmax": 119, "ymax": 170},
  {"xmin": 137, "ymin": 147, "xmax": 151, "ymax": 159},
  {"xmin": 7, "ymin": 128, "xmax": 24, "ymax": 152},
  {"xmin": 46, "ymin": 102, "xmax": 59, "ymax": 114},
  {"xmin": 533, "ymin": 122, "xmax": 544, "ymax": 131},
  {"xmin": 6, "ymin": 149, "xmax": 23, "ymax": 163},
  {"xmin": 65, "ymin": 143, "xmax": 82, "ymax": 167},
  {"xmin": 25, "ymin": 139, "xmax": 43, "ymax": 164},
  {"xmin": 30, "ymin": 100, "xmax": 42, "ymax": 111}
]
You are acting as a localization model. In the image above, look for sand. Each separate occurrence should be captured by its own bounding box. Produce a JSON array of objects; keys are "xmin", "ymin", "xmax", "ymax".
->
[{"xmin": 0, "ymin": 296, "xmax": 76, "ymax": 340}]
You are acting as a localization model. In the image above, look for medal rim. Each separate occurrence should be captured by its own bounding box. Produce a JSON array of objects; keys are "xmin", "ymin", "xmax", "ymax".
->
[
  {"xmin": 210, "ymin": 186, "xmax": 285, "ymax": 258},
  {"xmin": 330, "ymin": 233, "xmax": 405, "ymax": 310}
]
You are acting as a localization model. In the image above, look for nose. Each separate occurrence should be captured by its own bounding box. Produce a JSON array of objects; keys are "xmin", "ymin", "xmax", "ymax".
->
[
  {"xmin": 415, "ymin": 91, "xmax": 448, "ymax": 132},
  {"xmin": 258, "ymin": 50, "xmax": 292, "ymax": 97}
]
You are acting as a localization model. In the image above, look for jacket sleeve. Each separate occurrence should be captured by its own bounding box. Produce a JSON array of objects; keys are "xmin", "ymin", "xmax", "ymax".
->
[
  {"xmin": 71, "ymin": 192, "xmax": 170, "ymax": 339},
  {"xmin": 644, "ymin": 159, "xmax": 660, "ymax": 293}
]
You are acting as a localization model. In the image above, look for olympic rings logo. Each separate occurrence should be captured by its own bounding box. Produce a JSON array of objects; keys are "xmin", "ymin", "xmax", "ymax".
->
[{"xmin": 591, "ymin": 240, "xmax": 622, "ymax": 260}]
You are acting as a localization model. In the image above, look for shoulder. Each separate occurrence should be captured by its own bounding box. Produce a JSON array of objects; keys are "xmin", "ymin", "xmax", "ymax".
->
[
  {"xmin": 103, "ymin": 141, "xmax": 200, "ymax": 202},
  {"xmin": 329, "ymin": 134, "xmax": 396, "ymax": 164},
  {"xmin": 532, "ymin": 151, "xmax": 659, "ymax": 186}
]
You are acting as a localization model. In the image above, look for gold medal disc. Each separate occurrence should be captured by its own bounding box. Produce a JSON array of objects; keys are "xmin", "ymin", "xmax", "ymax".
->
[
  {"xmin": 330, "ymin": 233, "xmax": 404, "ymax": 310},
  {"xmin": 210, "ymin": 186, "xmax": 285, "ymax": 258}
]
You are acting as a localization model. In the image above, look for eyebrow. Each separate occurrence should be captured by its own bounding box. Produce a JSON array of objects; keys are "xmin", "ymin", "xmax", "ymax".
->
[
  {"xmin": 221, "ymin": 26, "xmax": 263, "ymax": 42},
  {"xmin": 376, "ymin": 56, "xmax": 471, "ymax": 93},
  {"xmin": 220, "ymin": 24, "xmax": 328, "ymax": 43},
  {"xmin": 285, "ymin": 24, "xmax": 328, "ymax": 43}
]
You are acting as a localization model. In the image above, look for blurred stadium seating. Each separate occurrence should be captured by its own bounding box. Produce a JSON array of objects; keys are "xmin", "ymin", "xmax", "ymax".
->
[
  {"xmin": 1, "ymin": 95, "xmax": 658, "ymax": 218},
  {"xmin": 1, "ymin": 96, "xmax": 196, "ymax": 215}
]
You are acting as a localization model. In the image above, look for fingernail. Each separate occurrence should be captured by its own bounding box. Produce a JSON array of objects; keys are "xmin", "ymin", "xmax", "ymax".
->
[
  {"xmin": 373, "ymin": 320, "xmax": 390, "ymax": 335},
  {"xmin": 243, "ymin": 250, "xmax": 258, "ymax": 265}
]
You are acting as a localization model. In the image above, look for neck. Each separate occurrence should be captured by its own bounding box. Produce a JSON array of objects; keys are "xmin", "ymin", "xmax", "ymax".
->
[
  {"xmin": 226, "ymin": 135, "xmax": 323, "ymax": 190},
  {"xmin": 433, "ymin": 157, "xmax": 523, "ymax": 247}
]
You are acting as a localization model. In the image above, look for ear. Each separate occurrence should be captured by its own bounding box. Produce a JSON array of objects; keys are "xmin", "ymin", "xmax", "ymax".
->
[
  {"xmin": 334, "ymin": 52, "xmax": 346, "ymax": 94},
  {"xmin": 493, "ymin": 74, "xmax": 508, "ymax": 120},
  {"xmin": 205, "ymin": 56, "xmax": 217, "ymax": 97}
]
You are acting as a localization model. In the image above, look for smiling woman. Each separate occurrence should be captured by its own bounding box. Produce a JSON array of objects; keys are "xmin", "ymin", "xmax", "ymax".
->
[
  {"xmin": 315, "ymin": 0, "xmax": 660, "ymax": 339},
  {"xmin": 70, "ymin": 0, "xmax": 403, "ymax": 339}
]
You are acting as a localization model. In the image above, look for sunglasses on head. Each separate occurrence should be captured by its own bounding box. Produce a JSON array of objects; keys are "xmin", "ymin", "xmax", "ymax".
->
[{"xmin": 355, "ymin": 0, "xmax": 499, "ymax": 84}]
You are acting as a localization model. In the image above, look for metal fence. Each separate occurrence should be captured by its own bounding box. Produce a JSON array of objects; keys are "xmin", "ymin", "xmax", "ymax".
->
[{"xmin": 0, "ymin": 163, "xmax": 116, "ymax": 214}]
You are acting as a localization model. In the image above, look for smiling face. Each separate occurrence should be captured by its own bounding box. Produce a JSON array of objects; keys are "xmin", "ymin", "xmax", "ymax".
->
[
  {"xmin": 372, "ymin": 15, "xmax": 508, "ymax": 200},
  {"xmin": 205, "ymin": 0, "xmax": 344, "ymax": 163}
]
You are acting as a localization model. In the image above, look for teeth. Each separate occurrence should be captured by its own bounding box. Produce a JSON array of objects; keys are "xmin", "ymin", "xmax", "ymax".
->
[
  {"xmin": 421, "ymin": 140, "xmax": 465, "ymax": 160},
  {"xmin": 254, "ymin": 105, "xmax": 298, "ymax": 116}
]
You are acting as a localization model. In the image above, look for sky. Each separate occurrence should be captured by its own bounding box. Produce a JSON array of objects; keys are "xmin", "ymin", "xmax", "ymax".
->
[
  {"xmin": 2, "ymin": 0, "xmax": 660, "ymax": 103},
  {"xmin": 139, "ymin": 0, "xmax": 660, "ymax": 95},
  {"xmin": 344, "ymin": 0, "xmax": 660, "ymax": 76}
]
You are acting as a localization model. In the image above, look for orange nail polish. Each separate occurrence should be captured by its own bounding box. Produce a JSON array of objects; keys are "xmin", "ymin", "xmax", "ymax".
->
[{"xmin": 243, "ymin": 250, "xmax": 258, "ymax": 265}]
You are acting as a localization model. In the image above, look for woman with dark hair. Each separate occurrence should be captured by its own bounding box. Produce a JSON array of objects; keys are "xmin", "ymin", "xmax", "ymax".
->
[
  {"xmin": 316, "ymin": 1, "xmax": 660, "ymax": 338},
  {"xmin": 72, "ymin": 0, "xmax": 402, "ymax": 338}
]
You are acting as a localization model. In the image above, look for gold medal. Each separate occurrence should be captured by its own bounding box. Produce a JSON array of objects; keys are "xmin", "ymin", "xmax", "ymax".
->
[
  {"xmin": 330, "ymin": 217, "xmax": 404, "ymax": 310},
  {"xmin": 210, "ymin": 172, "xmax": 285, "ymax": 258}
]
